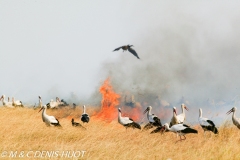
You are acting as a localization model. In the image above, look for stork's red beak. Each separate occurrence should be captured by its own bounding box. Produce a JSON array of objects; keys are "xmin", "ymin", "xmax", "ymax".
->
[
  {"xmin": 160, "ymin": 126, "xmax": 166, "ymax": 134},
  {"xmin": 184, "ymin": 106, "xmax": 189, "ymax": 111},
  {"xmin": 143, "ymin": 108, "xmax": 149, "ymax": 114},
  {"xmin": 38, "ymin": 107, "xmax": 43, "ymax": 113},
  {"xmin": 226, "ymin": 108, "xmax": 233, "ymax": 115}
]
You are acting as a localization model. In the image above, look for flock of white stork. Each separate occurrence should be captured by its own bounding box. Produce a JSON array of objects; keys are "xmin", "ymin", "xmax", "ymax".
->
[{"xmin": 1, "ymin": 94, "xmax": 240, "ymax": 142}]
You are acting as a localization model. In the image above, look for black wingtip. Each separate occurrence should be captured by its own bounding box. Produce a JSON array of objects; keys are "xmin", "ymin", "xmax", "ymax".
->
[{"xmin": 213, "ymin": 127, "xmax": 219, "ymax": 134}]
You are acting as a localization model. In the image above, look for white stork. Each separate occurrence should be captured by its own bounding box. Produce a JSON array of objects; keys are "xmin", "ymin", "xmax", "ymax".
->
[
  {"xmin": 175, "ymin": 103, "xmax": 189, "ymax": 124},
  {"xmin": 118, "ymin": 108, "xmax": 141, "ymax": 129},
  {"xmin": 36, "ymin": 96, "xmax": 43, "ymax": 108},
  {"xmin": 38, "ymin": 105, "xmax": 61, "ymax": 127},
  {"xmin": 81, "ymin": 105, "xmax": 90, "ymax": 124},
  {"xmin": 199, "ymin": 108, "xmax": 218, "ymax": 134},
  {"xmin": 12, "ymin": 97, "xmax": 23, "ymax": 107},
  {"xmin": 0, "ymin": 95, "xmax": 13, "ymax": 107},
  {"xmin": 227, "ymin": 107, "xmax": 240, "ymax": 129},
  {"xmin": 143, "ymin": 106, "xmax": 162, "ymax": 130},
  {"xmin": 170, "ymin": 107, "xmax": 178, "ymax": 127},
  {"xmin": 161, "ymin": 123, "xmax": 198, "ymax": 142},
  {"xmin": 48, "ymin": 97, "xmax": 61, "ymax": 109}
]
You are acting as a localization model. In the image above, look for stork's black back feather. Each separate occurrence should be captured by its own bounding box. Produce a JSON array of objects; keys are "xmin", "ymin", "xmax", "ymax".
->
[
  {"xmin": 207, "ymin": 120, "xmax": 215, "ymax": 126},
  {"xmin": 183, "ymin": 124, "xmax": 190, "ymax": 127},
  {"xmin": 124, "ymin": 122, "xmax": 141, "ymax": 129},
  {"xmin": 81, "ymin": 114, "xmax": 90, "ymax": 123},
  {"xmin": 51, "ymin": 119, "xmax": 62, "ymax": 127},
  {"xmin": 153, "ymin": 117, "xmax": 162, "ymax": 127},
  {"xmin": 182, "ymin": 127, "xmax": 198, "ymax": 134},
  {"xmin": 150, "ymin": 126, "xmax": 162, "ymax": 134},
  {"xmin": 201, "ymin": 125, "xmax": 218, "ymax": 134}
]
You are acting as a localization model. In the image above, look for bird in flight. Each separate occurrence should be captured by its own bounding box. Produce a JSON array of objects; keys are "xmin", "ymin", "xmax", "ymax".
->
[{"xmin": 113, "ymin": 45, "xmax": 140, "ymax": 59}]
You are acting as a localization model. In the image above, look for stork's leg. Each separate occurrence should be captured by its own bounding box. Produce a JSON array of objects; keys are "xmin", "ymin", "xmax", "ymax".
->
[
  {"xmin": 182, "ymin": 135, "xmax": 186, "ymax": 140},
  {"xmin": 175, "ymin": 135, "xmax": 182, "ymax": 143}
]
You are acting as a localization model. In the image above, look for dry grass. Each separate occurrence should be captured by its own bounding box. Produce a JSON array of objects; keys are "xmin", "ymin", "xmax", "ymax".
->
[{"xmin": 0, "ymin": 107, "xmax": 240, "ymax": 160}]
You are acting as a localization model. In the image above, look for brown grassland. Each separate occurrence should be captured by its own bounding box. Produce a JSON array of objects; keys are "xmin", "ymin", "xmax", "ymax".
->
[{"xmin": 0, "ymin": 107, "xmax": 240, "ymax": 160}]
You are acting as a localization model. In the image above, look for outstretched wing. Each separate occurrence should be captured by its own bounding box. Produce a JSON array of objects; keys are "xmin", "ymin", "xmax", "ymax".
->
[
  {"xmin": 128, "ymin": 47, "xmax": 140, "ymax": 59},
  {"xmin": 113, "ymin": 46, "xmax": 123, "ymax": 52}
]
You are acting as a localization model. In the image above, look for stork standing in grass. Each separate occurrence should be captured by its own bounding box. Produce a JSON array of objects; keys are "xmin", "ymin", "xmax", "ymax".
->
[
  {"xmin": 12, "ymin": 97, "xmax": 23, "ymax": 107},
  {"xmin": 38, "ymin": 104, "xmax": 61, "ymax": 127},
  {"xmin": 36, "ymin": 96, "xmax": 43, "ymax": 109},
  {"xmin": 199, "ymin": 108, "xmax": 218, "ymax": 134},
  {"xmin": 161, "ymin": 123, "xmax": 198, "ymax": 142},
  {"xmin": 227, "ymin": 107, "xmax": 240, "ymax": 129},
  {"xmin": 81, "ymin": 105, "xmax": 90, "ymax": 124},
  {"xmin": 173, "ymin": 104, "xmax": 189, "ymax": 126},
  {"xmin": 48, "ymin": 97, "xmax": 61, "ymax": 109},
  {"xmin": 118, "ymin": 108, "xmax": 141, "ymax": 129},
  {"xmin": 143, "ymin": 106, "xmax": 162, "ymax": 130},
  {"xmin": 0, "ymin": 95, "xmax": 13, "ymax": 107}
]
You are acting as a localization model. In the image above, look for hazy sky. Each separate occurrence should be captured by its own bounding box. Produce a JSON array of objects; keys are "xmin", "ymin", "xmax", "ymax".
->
[{"xmin": 1, "ymin": 0, "xmax": 240, "ymax": 112}]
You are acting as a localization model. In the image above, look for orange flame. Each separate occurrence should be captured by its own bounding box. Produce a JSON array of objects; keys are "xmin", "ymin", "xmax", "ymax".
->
[{"xmin": 95, "ymin": 78, "xmax": 120, "ymax": 122}]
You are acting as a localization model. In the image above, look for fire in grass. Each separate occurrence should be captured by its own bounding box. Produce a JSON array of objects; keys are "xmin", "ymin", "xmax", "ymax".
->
[{"xmin": 94, "ymin": 78, "xmax": 120, "ymax": 122}]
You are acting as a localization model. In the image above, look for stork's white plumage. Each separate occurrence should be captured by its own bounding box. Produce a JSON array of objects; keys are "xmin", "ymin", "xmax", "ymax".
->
[
  {"xmin": 37, "ymin": 96, "xmax": 43, "ymax": 108},
  {"xmin": 170, "ymin": 107, "xmax": 178, "ymax": 127},
  {"xmin": 38, "ymin": 105, "xmax": 61, "ymax": 127},
  {"xmin": 118, "ymin": 108, "xmax": 141, "ymax": 129},
  {"xmin": 81, "ymin": 105, "xmax": 90, "ymax": 124},
  {"xmin": 199, "ymin": 108, "xmax": 218, "ymax": 134},
  {"xmin": 176, "ymin": 104, "xmax": 189, "ymax": 124},
  {"xmin": 227, "ymin": 107, "xmax": 240, "ymax": 129},
  {"xmin": 162, "ymin": 123, "xmax": 198, "ymax": 142},
  {"xmin": 12, "ymin": 97, "xmax": 23, "ymax": 107},
  {"xmin": 0, "ymin": 95, "xmax": 13, "ymax": 107},
  {"xmin": 143, "ymin": 106, "xmax": 162, "ymax": 130},
  {"xmin": 48, "ymin": 97, "xmax": 60, "ymax": 109}
]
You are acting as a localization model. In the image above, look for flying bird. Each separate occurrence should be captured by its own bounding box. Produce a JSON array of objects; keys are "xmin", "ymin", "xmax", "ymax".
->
[
  {"xmin": 227, "ymin": 107, "xmax": 240, "ymax": 129},
  {"xmin": 199, "ymin": 108, "xmax": 218, "ymax": 134},
  {"xmin": 113, "ymin": 45, "xmax": 140, "ymax": 59},
  {"xmin": 118, "ymin": 108, "xmax": 141, "ymax": 130}
]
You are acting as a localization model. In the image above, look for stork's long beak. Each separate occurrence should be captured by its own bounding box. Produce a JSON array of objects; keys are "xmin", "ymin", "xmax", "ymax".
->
[
  {"xmin": 38, "ymin": 107, "xmax": 43, "ymax": 113},
  {"xmin": 160, "ymin": 126, "xmax": 166, "ymax": 133},
  {"xmin": 185, "ymin": 106, "xmax": 189, "ymax": 111},
  {"xmin": 226, "ymin": 108, "xmax": 233, "ymax": 115},
  {"xmin": 143, "ymin": 108, "xmax": 149, "ymax": 114}
]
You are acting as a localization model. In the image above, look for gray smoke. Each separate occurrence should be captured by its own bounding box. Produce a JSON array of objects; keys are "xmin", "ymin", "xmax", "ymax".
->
[{"xmin": 95, "ymin": 3, "xmax": 240, "ymax": 125}]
